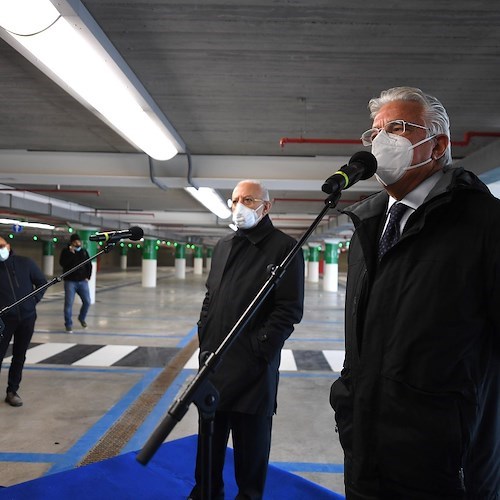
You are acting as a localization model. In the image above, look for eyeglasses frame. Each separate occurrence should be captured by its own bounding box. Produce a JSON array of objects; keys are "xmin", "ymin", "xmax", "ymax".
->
[{"xmin": 361, "ymin": 119, "xmax": 430, "ymax": 146}]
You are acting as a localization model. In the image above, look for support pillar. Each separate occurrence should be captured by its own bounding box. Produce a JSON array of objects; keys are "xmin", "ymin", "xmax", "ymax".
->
[
  {"xmin": 323, "ymin": 239, "xmax": 341, "ymax": 292},
  {"xmin": 42, "ymin": 240, "xmax": 54, "ymax": 276},
  {"xmin": 206, "ymin": 247, "xmax": 213, "ymax": 273},
  {"xmin": 119, "ymin": 243, "xmax": 128, "ymax": 270},
  {"xmin": 307, "ymin": 243, "xmax": 320, "ymax": 283},
  {"xmin": 193, "ymin": 245, "xmax": 203, "ymax": 275},
  {"xmin": 142, "ymin": 239, "xmax": 158, "ymax": 287},
  {"xmin": 302, "ymin": 246, "xmax": 309, "ymax": 279},
  {"xmin": 175, "ymin": 243, "xmax": 186, "ymax": 279}
]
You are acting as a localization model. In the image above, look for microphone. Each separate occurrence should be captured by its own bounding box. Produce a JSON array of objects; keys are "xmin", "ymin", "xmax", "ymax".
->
[
  {"xmin": 322, "ymin": 151, "xmax": 377, "ymax": 194},
  {"xmin": 89, "ymin": 226, "xmax": 144, "ymax": 242}
]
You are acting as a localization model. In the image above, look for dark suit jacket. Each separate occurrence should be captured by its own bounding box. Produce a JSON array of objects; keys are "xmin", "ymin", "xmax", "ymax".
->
[{"xmin": 198, "ymin": 215, "xmax": 304, "ymax": 416}]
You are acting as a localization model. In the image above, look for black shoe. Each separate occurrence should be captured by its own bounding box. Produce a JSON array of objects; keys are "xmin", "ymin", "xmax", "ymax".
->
[
  {"xmin": 65, "ymin": 326, "xmax": 73, "ymax": 333},
  {"xmin": 5, "ymin": 391, "xmax": 23, "ymax": 407},
  {"xmin": 188, "ymin": 486, "xmax": 224, "ymax": 500},
  {"xmin": 79, "ymin": 319, "xmax": 87, "ymax": 328}
]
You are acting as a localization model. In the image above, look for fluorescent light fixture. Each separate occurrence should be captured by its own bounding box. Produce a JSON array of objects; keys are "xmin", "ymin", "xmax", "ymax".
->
[
  {"xmin": 185, "ymin": 187, "xmax": 232, "ymax": 220},
  {"xmin": 0, "ymin": 218, "xmax": 55, "ymax": 230},
  {"xmin": 0, "ymin": 0, "xmax": 185, "ymax": 161}
]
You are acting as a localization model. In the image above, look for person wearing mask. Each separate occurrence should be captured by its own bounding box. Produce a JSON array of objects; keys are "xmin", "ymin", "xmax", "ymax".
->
[
  {"xmin": 188, "ymin": 179, "xmax": 305, "ymax": 500},
  {"xmin": 0, "ymin": 236, "xmax": 47, "ymax": 407},
  {"xmin": 59, "ymin": 233, "xmax": 92, "ymax": 333},
  {"xmin": 329, "ymin": 87, "xmax": 500, "ymax": 499}
]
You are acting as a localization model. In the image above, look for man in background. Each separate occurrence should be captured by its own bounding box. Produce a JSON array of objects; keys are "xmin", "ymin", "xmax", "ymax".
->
[
  {"xmin": 0, "ymin": 236, "xmax": 47, "ymax": 407},
  {"xmin": 59, "ymin": 233, "xmax": 92, "ymax": 333},
  {"xmin": 189, "ymin": 179, "xmax": 304, "ymax": 500}
]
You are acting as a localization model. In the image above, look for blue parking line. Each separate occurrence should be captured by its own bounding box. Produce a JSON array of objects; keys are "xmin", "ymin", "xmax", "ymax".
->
[
  {"xmin": 177, "ymin": 326, "xmax": 197, "ymax": 348},
  {"xmin": 271, "ymin": 461, "xmax": 344, "ymax": 474},
  {"xmin": 0, "ymin": 366, "xmax": 160, "ymax": 471},
  {"xmin": 0, "ymin": 452, "xmax": 63, "ymax": 464}
]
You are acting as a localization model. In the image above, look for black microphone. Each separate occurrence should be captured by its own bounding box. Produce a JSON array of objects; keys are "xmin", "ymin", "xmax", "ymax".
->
[
  {"xmin": 322, "ymin": 151, "xmax": 377, "ymax": 194},
  {"xmin": 89, "ymin": 226, "xmax": 144, "ymax": 242}
]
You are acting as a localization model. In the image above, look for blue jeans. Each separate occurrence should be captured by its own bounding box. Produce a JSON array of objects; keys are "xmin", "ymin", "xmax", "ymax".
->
[{"xmin": 64, "ymin": 280, "xmax": 91, "ymax": 328}]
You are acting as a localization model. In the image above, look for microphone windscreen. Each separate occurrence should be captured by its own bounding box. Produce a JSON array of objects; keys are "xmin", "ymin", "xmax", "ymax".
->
[
  {"xmin": 129, "ymin": 226, "xmax": 144, "ymax": 241},
  {"xmin": 349, "ymin": 151, "xmax": 377, "ymax": 179}
]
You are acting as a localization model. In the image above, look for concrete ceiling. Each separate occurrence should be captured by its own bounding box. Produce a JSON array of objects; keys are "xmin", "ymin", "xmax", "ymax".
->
[{"xmin": 0, "ymin": 0, "xmax": 500, "ymax": 247}]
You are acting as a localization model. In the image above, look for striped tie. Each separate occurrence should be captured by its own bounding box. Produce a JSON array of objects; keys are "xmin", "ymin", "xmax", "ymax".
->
[{"xmin": 378, "ymin": 203, "xmax": 408, "ymax": 260}]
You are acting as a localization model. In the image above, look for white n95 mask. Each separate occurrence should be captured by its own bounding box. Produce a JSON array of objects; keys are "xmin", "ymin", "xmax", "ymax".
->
[
  {"xmin": 0, "ymin": 247, "xmax": 9, "ymax": 261},
  {"xmin": 232, "ymin": 202, "xmax": 263, "ymax": 229},
  {"xmin": 371, "ymin": 129, "xmax": 435, "ymax": 186}
]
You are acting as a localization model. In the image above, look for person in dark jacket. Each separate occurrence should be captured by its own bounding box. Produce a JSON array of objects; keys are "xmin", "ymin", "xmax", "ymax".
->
[
  {"xmin": 59, "ymin": 233, "xmax": 92, "ymax": 333},
  {"xmin": 189, "ymin": 180, "xmax": 305, "ymax": 500},
  {"xmin": 0, "ymin": 236, "xmax": 47, "ymax": 407},
  {"xmin": 329, "ymin": 87, "xmax": 500, "ymax": 499}
]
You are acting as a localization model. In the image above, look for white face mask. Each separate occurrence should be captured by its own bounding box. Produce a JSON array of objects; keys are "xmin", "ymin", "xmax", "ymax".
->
[
  {"xmin": 371, "ymin": 129, "xmax": 435, "ymax": 186},
  {"xmin": 232, "ymin": 202, "xmax": 264, "ymax": 229},
  {"xmin": 0, "ymin": 247, "xmax": 10, "ymax": 261}
]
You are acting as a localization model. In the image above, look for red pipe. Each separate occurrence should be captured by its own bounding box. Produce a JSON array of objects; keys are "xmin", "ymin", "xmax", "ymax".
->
[
  {"xmin": 280, "ymin": 131, "xmax": 500, "ymax": 149},
  {"xmin": 451, "ymin": 131, "xmax": 500, "ymax": 147},
  {"xmin": 273, "ymin": 198, "xmax": 366, "ymax": 204},
  {"xmin": 280, "ymin": 137, "xmax": 361, "ymax": 147}
]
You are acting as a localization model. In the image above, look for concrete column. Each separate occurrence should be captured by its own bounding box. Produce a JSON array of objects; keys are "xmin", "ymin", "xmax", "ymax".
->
[
  {"xmin": 175, "ymin": 243, "xmax": 186, "ymax": 279},
  {"xmin": 119, "ymin": 243, "xmax": 128, "ymax": 270},
  {"xmin": 193, "ymin": 245, "xmax": 203, "ymax": 275},
  {"xmin": 206, "ymin": 247, "xmax": 213, "ymax": 273},
  {"xmin": 323, "ymin": 239, "xmax": 341, "ymax": 292},
  {"xmin": 142, "ymin": 239, "xmax": 158, "ymax": 287},
  {"xmin": 307, "ymin": 243, "xmax": 320, "ymax": 283},
  {"xmin": 78, "ymin": 229, "xmax": 98, "ymax": 304},
  {"xmin": 42, "ymin": 240, "xmax": 54, "ymax": 276},
  {"xmin": 302, "ymin": 246, "xmax": 309, "ymax": 279}
]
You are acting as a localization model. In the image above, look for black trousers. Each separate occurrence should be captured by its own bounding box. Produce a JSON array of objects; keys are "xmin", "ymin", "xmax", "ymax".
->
[
  {"xmin": 191, "ymin": 410, "xmax": 273, "ymax": 500},
  {"xmin": 0, "ymin": 314, "xmax": 36, "ymax": 393}
]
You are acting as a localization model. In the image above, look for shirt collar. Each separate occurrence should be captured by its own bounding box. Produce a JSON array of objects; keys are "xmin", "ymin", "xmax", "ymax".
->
[{"xmin": 387, "ymin": 170, "xmax": 444, "ymax": 213}]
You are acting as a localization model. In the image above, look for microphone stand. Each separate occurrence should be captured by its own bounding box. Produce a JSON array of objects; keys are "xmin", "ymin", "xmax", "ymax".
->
[
  {"xmin": 0, "ymin": 242, "xmax": 117, "ymax": 336},
  {"xmin": 136, "ymin": 190, "xmax": 343, "ymax": 499}
]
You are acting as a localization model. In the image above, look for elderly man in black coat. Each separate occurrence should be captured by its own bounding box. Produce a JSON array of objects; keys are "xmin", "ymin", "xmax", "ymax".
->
[
  {"xmin": 189, "ymin": 179, "xmax": 305, "ymax": 500},
  {"xmin": 330, "ymin": 87, "xmax": 500, "ymax": 499}
]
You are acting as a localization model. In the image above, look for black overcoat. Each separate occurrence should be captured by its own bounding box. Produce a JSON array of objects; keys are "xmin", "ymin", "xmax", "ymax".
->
[
  {"xmin": 0, "ymin": 251, "xmax": 47, "ymax": 319},
  {"xmin": 198, "ymin": 215, "xmax": 304, "ymax": 416},
  {"xmin": 330, "ymin": 167, "xmax": 500, "ymax": 499}
]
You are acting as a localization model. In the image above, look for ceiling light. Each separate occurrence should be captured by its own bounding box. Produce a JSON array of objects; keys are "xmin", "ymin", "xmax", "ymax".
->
[
  {"xmin": 185, "ymin": 187, "xmax": 232, "ymax": 220},
  {"xmin": 0, "ymin": 0, "xmax": 185, "ymax": 161},
  {"xmin": 0, "ymin": 218, "xmax": 55, "ymax": 230}
]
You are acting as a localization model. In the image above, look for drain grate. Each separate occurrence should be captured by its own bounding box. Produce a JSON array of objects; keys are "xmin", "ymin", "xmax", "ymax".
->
[{"xmin": 78, "ymin": 337, "xmax": 198, "ymax": 466}]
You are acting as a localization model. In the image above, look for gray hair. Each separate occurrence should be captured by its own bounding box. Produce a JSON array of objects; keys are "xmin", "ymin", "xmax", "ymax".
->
[
  {"xmin": 368, "ymin": 86, "xmax": 452, "ymax": 166},
  {"xmin": 236, "ymin": 179, "xmax": 270, "ymax": 201}
]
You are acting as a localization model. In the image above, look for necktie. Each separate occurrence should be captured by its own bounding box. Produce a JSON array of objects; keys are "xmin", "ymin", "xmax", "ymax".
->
[{"xmin": 378, "ymin": 203, "xmax": 408, "ymax": 260}]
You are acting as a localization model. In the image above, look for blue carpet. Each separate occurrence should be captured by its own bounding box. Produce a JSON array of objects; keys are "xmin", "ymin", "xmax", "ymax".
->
[{"xmin": 0, "ymin": 435, "xmax": 344, "ymax": 499}]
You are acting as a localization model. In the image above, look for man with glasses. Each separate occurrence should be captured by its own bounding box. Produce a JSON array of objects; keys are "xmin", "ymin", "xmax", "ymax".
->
[
  {"xmin": 330, "ymin": 87, "xmax": 500, "ymax": 499},
  {"xmin": 189, "ymin": 179, "xmax": 304, "ymax": 500}
]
